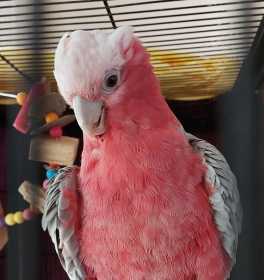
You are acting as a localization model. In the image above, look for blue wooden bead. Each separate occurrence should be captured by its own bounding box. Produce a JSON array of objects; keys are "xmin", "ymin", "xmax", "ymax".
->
[{"xmin": 46, "ymin": 169, "xmax": 57, "ymax": 180}]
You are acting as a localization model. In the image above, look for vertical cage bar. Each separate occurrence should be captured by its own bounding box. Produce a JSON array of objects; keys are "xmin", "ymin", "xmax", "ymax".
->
[{"xmin": 6, "ymin": 1, "xmax": 43, "ymax": 280}]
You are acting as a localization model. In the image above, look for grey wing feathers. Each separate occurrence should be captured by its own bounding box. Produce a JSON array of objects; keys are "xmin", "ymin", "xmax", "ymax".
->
[
  {"xmin": 187, "ymin": 133, "xmax": 242, "ymax": 265},
  {"xmin": 42, "ymin": 167, "xmax": 86, "ymax": 280}
]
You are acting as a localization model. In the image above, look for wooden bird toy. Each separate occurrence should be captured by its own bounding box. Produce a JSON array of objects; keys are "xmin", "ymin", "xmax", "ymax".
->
[{"xmin": 0, "ymin": 77, "xmax": 80, "ymax": 251}]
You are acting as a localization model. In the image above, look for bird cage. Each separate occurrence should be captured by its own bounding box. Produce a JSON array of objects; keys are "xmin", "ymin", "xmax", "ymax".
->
[{"xmin": 0, "ymin": 1, "xmax": 264, "ymax": 280}]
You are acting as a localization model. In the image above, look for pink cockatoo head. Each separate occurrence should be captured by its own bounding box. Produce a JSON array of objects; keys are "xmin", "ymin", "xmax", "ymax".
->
[{"xmin": 54, "ymin": 26, "xmax": 180, "ymax": 139}]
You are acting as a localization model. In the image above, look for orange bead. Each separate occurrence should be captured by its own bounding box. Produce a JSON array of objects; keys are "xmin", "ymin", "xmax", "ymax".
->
[
  {"xmin": 16, "ymin": 92, "xmax": 27, "ymax": 106},
  {"xmin": 45, "ymin": 112, "xmax": 59, "ymax": 124}
]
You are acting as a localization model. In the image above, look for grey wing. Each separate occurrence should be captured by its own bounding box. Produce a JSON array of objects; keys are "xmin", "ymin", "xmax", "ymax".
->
[
  {"xmin": 42, "ymin": 166, "xmax": 86, "ymax": 280},
  {"xmin": 187, "ymin": 133, "xmax": 242, "ymax": 265}
]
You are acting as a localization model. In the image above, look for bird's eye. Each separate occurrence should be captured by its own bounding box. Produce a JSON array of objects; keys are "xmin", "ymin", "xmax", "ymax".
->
[
  {"xmin": 106, "ymin": 75, "xmax": 118, "ymax": 88},
  {"xmin": 102, "ymin": 69, "xmax": 120, "ymax": 93}
]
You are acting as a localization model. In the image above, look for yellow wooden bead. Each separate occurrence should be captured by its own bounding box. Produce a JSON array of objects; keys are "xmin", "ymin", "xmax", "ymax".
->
[
  {"xmin": 13, "ymin": 211, "xmax": 24, "ymax": 224},
  {"xmin": 16, "ymin": 92, "xmax": 27, "ymax": 106},
  {"xmin": 5, "ymin": 213, "xmax": 15, "ymax": 226},
  {"xmin": 45, "ymin": 112, "xmax": 59, "ymax": 124}
]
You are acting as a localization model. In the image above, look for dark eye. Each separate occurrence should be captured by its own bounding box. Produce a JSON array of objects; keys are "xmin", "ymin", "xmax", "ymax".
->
[
  {"xmin": 106, "ymin": 74, "xmax": 118, "ymax": 88},
  {"xmin": 103, "ymin": 69, "xmax": 120, "ymax": 93}
]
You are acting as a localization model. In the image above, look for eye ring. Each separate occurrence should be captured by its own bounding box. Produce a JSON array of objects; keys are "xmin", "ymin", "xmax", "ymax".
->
[{"xmin": 102, "ymin": 68, "xmax": 120, "ymax": 93}]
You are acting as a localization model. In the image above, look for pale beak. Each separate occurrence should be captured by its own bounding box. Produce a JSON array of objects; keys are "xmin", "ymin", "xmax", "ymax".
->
[{"xmin": 72, "ymin": 96, "xmax": 105, "ymax": 136}]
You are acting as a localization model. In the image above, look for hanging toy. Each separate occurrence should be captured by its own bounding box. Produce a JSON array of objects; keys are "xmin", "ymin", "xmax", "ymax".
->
[
  {"xmin": 12, "ymin": 77, "xmax": 74, "ymax": 134},
  {"xmin": 0, "ymin": 77, "xmax": 80, "ymax": 252}
]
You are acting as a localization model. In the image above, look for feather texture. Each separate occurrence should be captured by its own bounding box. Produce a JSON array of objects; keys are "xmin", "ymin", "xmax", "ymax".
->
[
  {"xmin": 42, "ymin": 167, "xmax": 86, "ymax": 280},
  {"xmin": 187, "ymin": 133, "xmax": 242, "ymax": 266}
]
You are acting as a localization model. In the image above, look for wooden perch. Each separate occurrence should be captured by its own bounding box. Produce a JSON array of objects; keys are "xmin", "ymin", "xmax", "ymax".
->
[
  {"xmin": 18, "ymin": 181, "xmax": 46, "ymax": 214},
  {"xmin": 29, "ymin": 135, "xmax": 79, "ymax": 166}
]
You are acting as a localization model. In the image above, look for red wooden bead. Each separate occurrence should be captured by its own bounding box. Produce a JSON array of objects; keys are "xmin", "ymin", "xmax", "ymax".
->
[
  {"xmin": 49, "ymin": 126, "xmax": 63, "ymax": 138},
  {"xmin": 22, "ymin": 208, "xmax": 35, "ymax": 221}
]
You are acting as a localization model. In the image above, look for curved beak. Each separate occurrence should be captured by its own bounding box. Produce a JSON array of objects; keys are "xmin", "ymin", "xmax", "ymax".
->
[{"xmin": 72, "ymin": 96, "xmax": 105, "ymax": 137}]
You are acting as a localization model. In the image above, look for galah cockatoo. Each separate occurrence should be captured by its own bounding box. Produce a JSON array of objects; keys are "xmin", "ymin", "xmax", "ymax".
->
[{"xmin": 42, "ymin": 26, "xmax": 242, "ymax": 280}]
